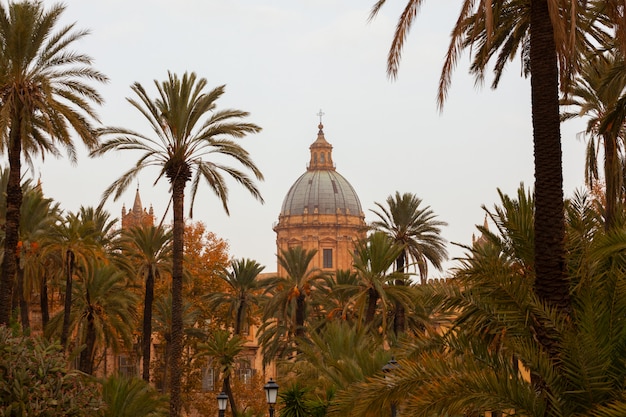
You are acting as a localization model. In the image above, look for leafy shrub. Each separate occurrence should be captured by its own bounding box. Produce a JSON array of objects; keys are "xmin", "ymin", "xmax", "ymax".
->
[{"xmin": 0, "ymin": 326, "xmax": 104, "ymax": 416}]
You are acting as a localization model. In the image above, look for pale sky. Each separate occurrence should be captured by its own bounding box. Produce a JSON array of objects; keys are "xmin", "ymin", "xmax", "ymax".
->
[{"xmin": 30, "ymin": 0, "xmax": 587, "ymax": 278}]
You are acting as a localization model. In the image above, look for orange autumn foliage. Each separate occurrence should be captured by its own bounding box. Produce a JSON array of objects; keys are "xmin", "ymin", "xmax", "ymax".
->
[{"xmin": 154, "ymin": 221, "xmax": 230, "ymax": 311}]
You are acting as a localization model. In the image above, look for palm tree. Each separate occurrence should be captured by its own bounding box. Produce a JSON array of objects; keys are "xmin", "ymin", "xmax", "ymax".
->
[
  {"xmin": 0, "ymin": 170, "xmax": 58, "ymax": 331},
  {"xmin": 121, "ymin": 224, "xmax": 172, "ymax": 382},
  {"xmin": 475, "ymin": 184, "xmax": 536, "ymax": 271},
  {"xmin": 370, "ymin": 192, "xmax": 448, "ymax": 336},
  {"xmin": 259, "ymin": 247, "xmax": 328, "ymax": 363},
  {"xmin": 371, "ymin": 192, "xmax": 448, "ymax": 284},
  {"xmin": 205, "ymin": 257, "xmax": 265, "ymax": 335},
  {"xmin": 345, "ymin": 232, "xmax": 409, "ymax": 338},
  {"xmin": 318, "ymin": 269, "xmax": 361, "ymax": 323},
  {"xmin": 41, "ymin": 210, "xmax": 104, "ymax": 349},
  {"xmin": 91, "ymin": 71, "xmax": 263, "ymax": 416},
  {"xmin": 15, "ymin": 178, "xmax": 58, "ymax": 332},
  {"xmin": 196, "ymin": 329, "xmax": 246, "ymax": 416},
  {"xmin": 79, "ymin": 206, "xmax": 120, "ymax": 251},
  {"xmin": 0, "ymin": 1, "xmax": 106, "ymax": 325},
  {"xmin": 561, "ymin": 51, "xmax": 626, "ymax": 231},
  {"xmin": 45, "ymin": 260, "xmax": 139, "ymax": 375}
]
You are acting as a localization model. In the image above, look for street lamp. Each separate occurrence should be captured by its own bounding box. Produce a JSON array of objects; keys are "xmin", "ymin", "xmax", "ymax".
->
[
  {"xmin": 264, "ymin": 378, "xmax": 279, "ymax": 417},
  {"xmin": 382, "ymin": 357, "xmax": 399, "ymax": 417},
  {"xmin": 216, "ymin": 391, "xmax": 228, "ymax": 417},
  {"xmin": 382, "ymin": 356, "xmax": 398, "ymax": 374}
]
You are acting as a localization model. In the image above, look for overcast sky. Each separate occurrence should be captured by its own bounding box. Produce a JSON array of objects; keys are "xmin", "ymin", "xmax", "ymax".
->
[{"xmin": 29, "ymin": 0, "xmax": 587, "ymax": 278}]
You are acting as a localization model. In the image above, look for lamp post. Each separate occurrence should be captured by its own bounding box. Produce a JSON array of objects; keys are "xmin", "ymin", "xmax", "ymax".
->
[
  {"xmin": 264, "ymin": 378, "xmax": 279, "ymax": 417},
  {"xmin": 382, "ymin": 357, "xmax": 399, "ymax": 417},
  {"xmin": 216, "ymin": 391, "xmax": 228, "ymax": 417}
]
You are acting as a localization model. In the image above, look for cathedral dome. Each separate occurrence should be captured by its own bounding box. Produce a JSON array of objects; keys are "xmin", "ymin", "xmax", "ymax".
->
[
  {"xmin": 274, "ymin": 116, "xmax": 367, "ymax": 275},
  {"xmin": 280, "ymin": 170, "xmax": 363, "ymax": 216},
  {"xmin": 279, "ymin": 122, "xmax": 363, "ymax": 217}
]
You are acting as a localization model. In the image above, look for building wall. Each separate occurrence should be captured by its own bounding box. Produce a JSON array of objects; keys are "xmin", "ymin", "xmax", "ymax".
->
[{"xmin": 274, "ymin": 210, "xmax": 367, "ymax": 275}]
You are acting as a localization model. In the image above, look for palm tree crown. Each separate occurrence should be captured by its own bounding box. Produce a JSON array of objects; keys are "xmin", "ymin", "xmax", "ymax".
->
[
  {"xmin": 206, "ymin": 257, "xmax": 266, "ymax": 335},
  {"xmin": 92, "ymin": 71, "xmax": 264, "ymax": 215},
  {"xmin": 0, "ymin": 0, "xmax": 106, "ymax": 325},
  {"xmin": 370, "ymin": 191, "xmax": 448, "ymax": 283}
]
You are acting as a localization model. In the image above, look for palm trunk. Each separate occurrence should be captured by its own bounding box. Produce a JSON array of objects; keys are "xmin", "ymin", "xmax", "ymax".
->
[
  {"xmin": 161, "ymin": 333, "xmax": 171, "ymax": 392},
  {"xmin": 0, "ymin": 119, "xmax": 23, "ymax": 325},
  {"xmin": 393, "ymin": 254, "xmax": 406, "ymax": 336},
  {"xmin": 11, "ymin": 282, "xmax": 19, "ymax": 323},
  {"xmin": 223, "ymin": 375, "xmax": 239, "ymax": 416},
  {"xmin": 61, "ymin": 250, "xmax": 75, "ymax": 349},
  {"xmin": 365, "ymin": 288, "xmax": 379, "ymax": 325},
  {"xmin": 169, "ymin": 174, "xmax": 187, "ymax": 417},
  {"xmin": 17, "ymin": 265, "xmax": 29, "ymax": 332},
  {"xmin": 40, "ymin": 271, "xmax": 49, "ymax": 327},
  {"xmin": 603, "ymin": 132, "xmax": 618, "ymax": 230},
  {"xmin": 295, "ymin": 292, "xmax": 306, "ymax": 338},
  {"xmin": 142, "ymin": 268, "xmax": 155, "ymax": 381},
  {"xmin": 234, "ymin": 296, "xmax": 245, "ymax": 335},
  {"xmin": 79, "ymin": 306, "xmax": 96, "ymax": 375},
  {"xmin": 529, "ymin": 2, "xmax": 571, "ymax": 413},
  {"xmin": 529, "ymin": 0, "xmax": 570, "ymax": 316}
]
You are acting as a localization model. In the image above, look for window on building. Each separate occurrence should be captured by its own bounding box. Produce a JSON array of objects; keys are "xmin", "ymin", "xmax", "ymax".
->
[
  {"xmin": 118, "ymin": 355, "xmax": 137, "ymax": 378},
  {"xmin": 236, "ymin": 367, "xmax": 255, "ymax": 385},
  {"xmin": 202, "ymin": 367, "xmax": 215, "ymax": 392},
  {"xmin": 323, "ymin": 248, "xmax": 333, "ymax": 268}
]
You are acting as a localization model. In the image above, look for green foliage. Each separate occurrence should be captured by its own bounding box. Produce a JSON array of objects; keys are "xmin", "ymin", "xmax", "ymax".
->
[
  {"xmin": 331, "ymin": 186, "xmax": 626, "ymax": 417},
  {"xmin": 278, "ymin": 384, "xmax": 312, "ymax": 417},
  {"xmin": 292, "ymin": 321, "xmax": 389, "ymax": 393},
  {"xmin": 100, "ymin": 374, "xmax": 168, "ymax": 417},
  {"xmin": 0, "ymin": 326, "xmax": 104, "ymax": 416}
]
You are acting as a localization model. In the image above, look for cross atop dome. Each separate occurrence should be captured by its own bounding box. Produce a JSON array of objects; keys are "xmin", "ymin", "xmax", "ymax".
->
[
  {"xmin": 309, "ymin": 112, "xmax": 334, "ymax": 171},
  {"xmin": 317, "ymin": 109, "xmax": 325, "ymax": 132}
]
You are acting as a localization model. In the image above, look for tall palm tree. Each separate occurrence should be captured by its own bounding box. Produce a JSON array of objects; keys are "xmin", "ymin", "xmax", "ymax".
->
[
  {"xmin": 0, "ymin": 1, "xmax": 106, "ymax": 325},
  {"xmin": 370, "ymin": 192, "xmax": 448, "ymax": 336},
  {"xmin": 561, "ymin": 51, "xmax": 626, "ymax": 231},
  {"xmin": 121, "ymin": 224, "xmax": 172, "ymax": 382},
  {"xmin": 91, "ymin": 71, "xmax": 263, "ymax": 416},
  {"xmin": 367, "ymin": 0, "xmax": 620, "ymax": 326},
  {"xmin": 205, "ymin": 257, "xmax": 265, "ymax": 335}
]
